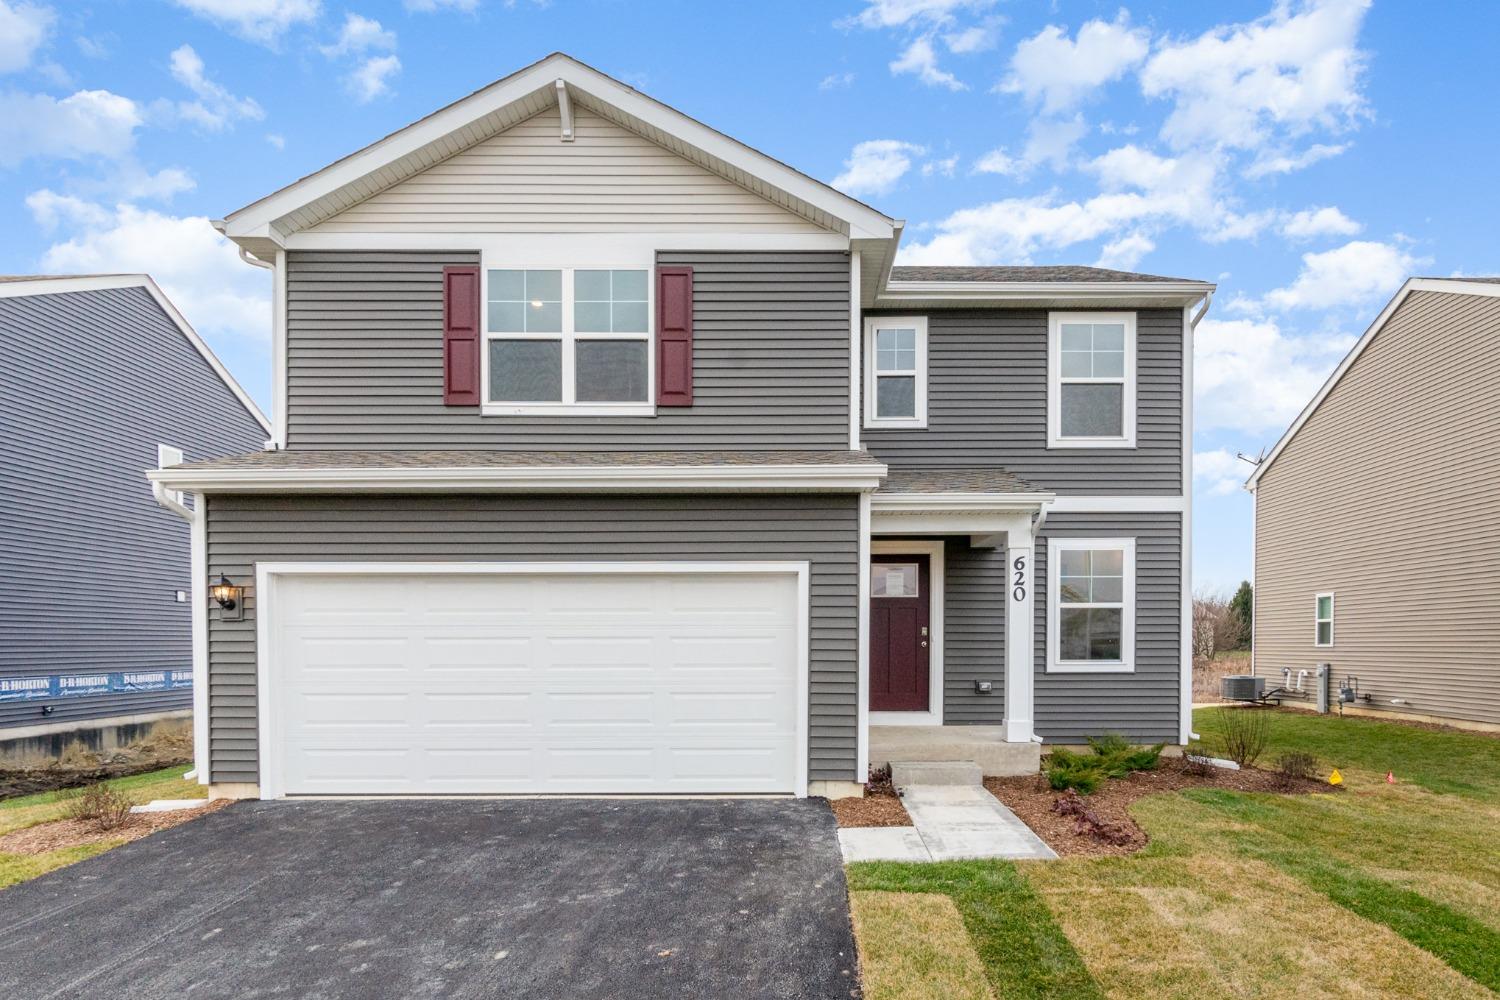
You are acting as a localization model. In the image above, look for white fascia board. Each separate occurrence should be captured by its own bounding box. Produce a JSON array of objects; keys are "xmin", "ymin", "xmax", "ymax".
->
[
  {"xmin": 282, "ymin": 231, "xmax": 852, "ymax": 252},
  {"xmin": 871, "ymin": 491, "xmax": 1055, "ymax": 514},
  {"xmin": 1241, "ymin": 277, "xmax": 1500, "ymax": 490},
  {"xmin": 223, "ymin": 53, "xmax": 894, "ymax": 243},
  {"xmin": 0, "ymin": 274, "xmax": 271, "ymax": 435},
  {"xmin": 877, "ymin": 280, "xmax": 1216, "ymax": 305},
  {"xmin": 147, "ymin": 462, "xmax": 888, "ymax": 493}
]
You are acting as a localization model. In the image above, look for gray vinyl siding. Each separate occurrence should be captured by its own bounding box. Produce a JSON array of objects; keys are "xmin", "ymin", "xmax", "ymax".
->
[
  {"xmin": 942, "ymin": 539, "xmax": 1006, "ymax": 724},
  {"xmin": 1033, "ymin": 513, "xmax": 1183, "ymax": 742},
  {"xmin": 204, "ymin": 493, "xmax": 859, "ymax": 785},
  {"xmin": 0, "ymin": 286, "xmax": 266, "ymax": 731},
  {"xmin": 284, "ymin": 250, "xmax": 851, "ymax": 451},
  {"xmin": 862, "ymin": 308, "xmax": 1184, "ymax": 494},
  {"xmin": 1253, "ymin": 289, "xmax": 1500, "ymax": 726}
]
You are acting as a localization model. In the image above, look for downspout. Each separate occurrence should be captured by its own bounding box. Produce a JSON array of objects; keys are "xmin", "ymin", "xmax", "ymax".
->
[
  {"xmin": 238, "ymin": 247, "xmax": 273, "ymax": 271},
  {"xmin": 1185, "ymin": 289, "xmax": 1212, "ymax": 743},
  {"xmin": 152, "ymin": 463, "xmax": 209, "ymax": 784}
]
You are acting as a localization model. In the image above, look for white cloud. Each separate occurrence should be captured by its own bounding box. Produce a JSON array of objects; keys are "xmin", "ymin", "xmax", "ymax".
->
[
  {"xmin": 921, "ymin": 154, "xmax": 959, "ymax": 178},
  {"xmin": 25, "ymin": 189, "xmax": 111, "ymax": 231},
  {"xmin": 0, "ymin": 1, "xmax": 53, "ymax": 73},
  {"xmin": 1021, "ymin": 114, "xmax": 1086, "ymax": 170},
  {"xmin": 348, "ymin": 54, "xmax": 401, "ymax": 103},
  {"xmin": 1279, "ymin": 206, "xmax": 1361, "ymax": 240},
  {"xmin": 1000, "ymin": 12, "xmax": 1149, "ymax": 113},
  {"xmin": 265, "ymin": 132, "xmax": 286, "ymax": 150},
  {"xmin": 1195, "ymin": 316, "xmax": 1353, "ymax": 434},
  {"xmin": 118, "ymin": 165, "xmax": 197, "ymax": 201},
  {"xmin": 37, "ymin": 201, "xmax": 271, "ymax": 342},
  {"xmin": 0, "ymin": 89, "xmax": 141, "ymax": 166},
  {"xmin": 320, "ymin": 12, "xmax": 395, "ymax": 57},
  {"xmin": 972, "ymin": 147, "xmax": 1020, "ymax": 177},
  {"xmin": 169, "ymin": 0, "xmax": 320, "ymax": 45},
  {"xmin": 819, "ymin": 72, "xmax": 855, "ymax": 91},
  {"xmin": 75, "ymin": 34, "xmax": 110, "ymax": 59},
  {"xmin": 1096, "ymin": 233, "xmax": 1154, "ymax": 271},
  {"xmin": 899, "ymin": 193, "xmax": 1141, "ymax": 265},
  {"xmin": 1194, "ymin": 448, "xmax": 1250, "ymax": 496},
  {"xmin": 849, "ymin": 0, "xmax": 996, "ymax": 31},
  {"xmin": 167, "ymin": 44, "xmax": 263, "ymax": 131},
  {"xmin": 1243, "ymin": 142, "xmax": 1347, "ymax": 178},
  {"xmin": 404, "ymin": 0, "xmax": 477, "ymax": 9},
  {"xmin": 833, "ymin": 139, "xmax": 926, "ymax": 196},
  {"xmin": 890, "ymin": 36, "xmax": 965, "ymax": 90},
  {"xmin": 943, "ymin": 18, "xmax": 1002, "ymax": 54},
  {"xmin": 1141, "ymin": 0, "xmax": 1370, "ymax": 152},
  {"xmin": 1258, "ymin": 240, "xmax": 1421, "ymax": 311}
]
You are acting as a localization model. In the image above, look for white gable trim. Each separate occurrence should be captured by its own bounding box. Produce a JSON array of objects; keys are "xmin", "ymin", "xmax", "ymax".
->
[
  {"xmin": 222, "ymin": 53, "xmax": 894, "ymax": 246},
  {"xmin": 0, "ymin": 274, "xmax": 270, "ymax": 435},
  {"xmin": 1246, "ymin": 277, "xmax": 1500, "ymax": 490}
]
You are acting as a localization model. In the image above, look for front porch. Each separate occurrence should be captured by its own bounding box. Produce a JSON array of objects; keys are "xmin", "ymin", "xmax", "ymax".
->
[{"xmin": 862, "ymin": 468, "xmax": 1054, "ymax": 779}]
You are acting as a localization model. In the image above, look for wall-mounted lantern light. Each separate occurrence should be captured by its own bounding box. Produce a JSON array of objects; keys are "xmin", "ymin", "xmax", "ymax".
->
[{"xmin": 211, "ymin": 575, "xmax": 244, "ymax": 621}]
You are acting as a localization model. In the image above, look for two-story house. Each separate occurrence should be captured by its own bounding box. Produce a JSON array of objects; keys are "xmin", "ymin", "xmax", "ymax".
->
[{"xmin": 150, "ymin": 54, "xmax": 1212, "ymax": 800}]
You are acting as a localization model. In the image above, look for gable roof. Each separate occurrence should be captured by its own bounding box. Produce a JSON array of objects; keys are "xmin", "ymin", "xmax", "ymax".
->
[
  {"xmin": 0, "ymin": 274, "xmax": 270, "ymax": 435},
  {"xmin": 1245, "ymin": 277, "xmax": 1500, "ymax": 490},
  {"xmin": 218, "ymin": 52, "xmax": 896, "ymax": 257}
]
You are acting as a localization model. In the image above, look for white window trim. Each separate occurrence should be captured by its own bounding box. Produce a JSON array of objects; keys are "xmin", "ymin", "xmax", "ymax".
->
[
  {"xmin": 863, "ymin": 316, "xmax": 928, "ymax": 429},
  {"xmin": 1047, "ymin": 536, "xmax": 1136, "ymax": 674},
  {"xmin": 480, "ymin": 260, "xmax": 656, "ymax": 417},
  {"xmin": 1047, "ymin": 311, "xmax": 1136, "ymax": 449},
  {"xmin": 1314, "ymin": 591, "xmax": 1335, "ymax": 647},
  {"xmin": 868, "ymin": 539, "xmax": 944, "ymax": 727}
]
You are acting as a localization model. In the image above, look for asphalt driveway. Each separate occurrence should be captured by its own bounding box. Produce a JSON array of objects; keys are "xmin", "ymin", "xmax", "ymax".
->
[{"xmin": 0, "ymin": 799, "xmax": 859, "ymax": 1000}]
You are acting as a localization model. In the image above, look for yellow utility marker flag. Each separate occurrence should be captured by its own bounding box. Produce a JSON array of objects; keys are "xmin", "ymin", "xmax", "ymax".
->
[{"xmin": 1329, "ymin": 768, "xmax": 1343, "ymax": 786}]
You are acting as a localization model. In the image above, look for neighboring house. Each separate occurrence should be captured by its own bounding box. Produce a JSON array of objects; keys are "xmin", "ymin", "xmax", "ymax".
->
[
  {"xmin": 0, "ymin": 275, "xmax": 270, "ymax": 743},
  {"xmin": 150, "ymin": 53, "xmax": 1212, "ymax": 800},
  {"xmin": 1247, "ymin": 277, "xmax": 1500, "ymax": 729}
]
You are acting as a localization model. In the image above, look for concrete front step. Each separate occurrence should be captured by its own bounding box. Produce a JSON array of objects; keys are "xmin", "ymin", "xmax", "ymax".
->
[
  {"xmin": 890, "ymin": 760, "xmax": 982, "ymax": 788},
  {"xmin": 870, "ymin": 725, "xmax": 1041, "ymax": 777}
]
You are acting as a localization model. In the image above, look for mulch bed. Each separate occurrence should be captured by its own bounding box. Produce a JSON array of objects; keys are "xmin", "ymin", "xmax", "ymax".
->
[
  {"xmin": 986, "ymin": 756, "xmax": 1328, "ymax": 858},
  {"xmin": 0, "ymin": 799, "xmax": 232, "ymax": 856},
  {"xmin": 830, "ymin": 766, "xmax": 914, "ymax": 828}
]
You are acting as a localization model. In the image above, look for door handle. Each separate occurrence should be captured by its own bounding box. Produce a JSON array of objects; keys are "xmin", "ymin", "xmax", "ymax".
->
[{"xmin": 920, "ymin": 640, "xmax": 928, "ymax": 648}]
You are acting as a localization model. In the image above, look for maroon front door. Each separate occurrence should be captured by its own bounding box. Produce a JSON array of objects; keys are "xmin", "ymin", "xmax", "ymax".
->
[{"xmin": 870, "ymin": 555, "xmax": 930, "ymax": 712}]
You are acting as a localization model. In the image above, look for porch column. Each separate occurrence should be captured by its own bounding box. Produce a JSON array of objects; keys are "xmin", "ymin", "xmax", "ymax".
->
[{"xmin": 1003, "ymin": 523, "xmax": 1035, "ymax": 743}]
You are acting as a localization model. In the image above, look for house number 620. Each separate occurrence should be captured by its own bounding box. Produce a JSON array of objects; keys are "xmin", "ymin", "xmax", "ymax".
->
[{"xmin": 1012, "ymin": 555, "xmax": 1027, "ymax": 602}]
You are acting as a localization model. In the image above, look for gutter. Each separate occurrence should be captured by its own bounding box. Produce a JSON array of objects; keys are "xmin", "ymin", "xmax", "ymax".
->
[{"xmin": 1190, "ymin": 290, "xmax": 1214, "ymax": 330}]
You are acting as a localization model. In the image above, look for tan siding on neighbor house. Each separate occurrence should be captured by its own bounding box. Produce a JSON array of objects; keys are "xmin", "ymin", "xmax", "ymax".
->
[
  {"xmin": 1253, "ymin": 289, "xmax": 1500, "ymax": 726},
  {"xmin": 306, "ymin": 106, "xmax": 830, "ymax": 234}
]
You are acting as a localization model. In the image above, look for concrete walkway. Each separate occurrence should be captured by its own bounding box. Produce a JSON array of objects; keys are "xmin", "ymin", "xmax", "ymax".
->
[{"xmin": 838, "ymin": 784, "xmax": 1057, "ymax": 863}]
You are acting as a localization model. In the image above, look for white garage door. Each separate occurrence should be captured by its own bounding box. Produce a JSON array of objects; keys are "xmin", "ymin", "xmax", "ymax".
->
[{"xmin": 266, "ymin": 568, "xmax": 803, "ymax": 796}]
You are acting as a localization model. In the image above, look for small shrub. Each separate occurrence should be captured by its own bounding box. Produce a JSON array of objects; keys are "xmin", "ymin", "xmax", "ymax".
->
[
  {"xmin": 1218, "ymin": 707, "xmax": 1273, "ymax": 767},
  {"xmin": 1045, "ymin": 749, "xmax": 1106, "ymax": 794},
  {"xmin": 1274, "ymin": 750, "xmax": 1318, "ymax": 787},
  {"xmin": 1052, "ymin": 789, "xmax": 1135, "ymax": 845},
  {"xmin": 1086, "ymin": 732, "xmax": 1165, "ymax": 777},
  {"xmin": 64, "ymin": 782, "xmax": 134, "ymax": 832}
]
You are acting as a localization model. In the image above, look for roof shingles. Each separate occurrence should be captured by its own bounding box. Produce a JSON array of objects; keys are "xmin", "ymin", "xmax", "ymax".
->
[{"xmin": 888, "ymin": 265, "xmax": 1197, "ymax": 284}]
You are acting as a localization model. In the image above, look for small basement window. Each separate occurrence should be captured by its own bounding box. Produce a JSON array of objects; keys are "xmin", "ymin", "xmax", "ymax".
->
[
  {"xmin": 1315, "ymin": 592, "xmax": 1334, "ymax": 646},
  {"xmin": 1048, "ymin": 312, "xmax": 1136, "ymax": 448},
  {"xmin": 864, "ymin": 316, "xmax": 928, "ymax": 428}
]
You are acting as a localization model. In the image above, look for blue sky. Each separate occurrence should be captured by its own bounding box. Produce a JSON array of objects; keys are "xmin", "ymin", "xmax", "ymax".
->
[{"xmin": 2, "ymin": 0, "xmax": 1496, "ymax": 592}]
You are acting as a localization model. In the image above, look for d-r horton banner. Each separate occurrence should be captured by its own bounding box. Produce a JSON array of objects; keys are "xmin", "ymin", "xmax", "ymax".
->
[{"xmin": 0, "ymin": 670, "xmax": 192, "ymax": 703}]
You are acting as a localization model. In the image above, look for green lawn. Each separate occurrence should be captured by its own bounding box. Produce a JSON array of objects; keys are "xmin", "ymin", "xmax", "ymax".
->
[
  {"xmin": 848, "ymin": 709, "xmax": 1500, "ymax": 999},
  {"xmin": 0, "ymin": 766, "xmax": 205, "ymax": 889}
]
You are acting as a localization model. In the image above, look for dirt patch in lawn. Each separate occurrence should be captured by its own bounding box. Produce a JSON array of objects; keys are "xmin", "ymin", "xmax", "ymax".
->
[
  {"xmin": 0, "ymin": 729, "xmax": 193, "ymax": 802},
  {"xmin": 831, "ymin": 766, "xmax": 913, "ymax": 828},
  {"xmin": 986, "ymin": 756, "xmax": 1328, "ymax": 858},
  {"xmin": 0, "ymin": 799, "xmax": 231, "ymax": 856}
]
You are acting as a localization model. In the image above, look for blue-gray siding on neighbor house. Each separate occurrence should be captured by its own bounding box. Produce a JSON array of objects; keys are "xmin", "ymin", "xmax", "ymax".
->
[
  {"xmin": 203, "ymin": 493, "xmax": 861, "ymax": 786},
  {"xmin": 283, "ymin": 250, "xmax": 852, "ymax": 451},
  {"xmin": 0, "ymin": 285, "xmax": 266, "ymax": 732},
  {"xmin": 862, "ymin": 308, "xmax": 1184, "ymax": 495}
]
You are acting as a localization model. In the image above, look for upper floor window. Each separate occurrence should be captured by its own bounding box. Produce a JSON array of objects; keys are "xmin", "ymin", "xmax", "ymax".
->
[
  {"xmin": 864, "ymin": 316, "xmax": 927, "ymax": 428},
  {"xmin": 1048, "ymin": 312, "xmax": 1136, "ymax": 448},
  {"xmin": 1047, "ymin": 537, "xmax": 1136, "ymax": 673},
  {"xmin": 1314, "ymin": 592, "xmax": 1334, "ymax": 646},
  {"xmin": 484, "ymin": 266, "xmax": 652, "ymax": 415}
]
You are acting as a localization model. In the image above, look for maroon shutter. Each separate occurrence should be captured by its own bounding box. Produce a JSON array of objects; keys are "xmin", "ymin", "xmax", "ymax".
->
[
  {"xmin": 443, "ymin": 265, "xmax": 481, "ymax": 406},
  {"xmin": 656, "ymin": 266, "xmax": 694, "ymax": 406}
]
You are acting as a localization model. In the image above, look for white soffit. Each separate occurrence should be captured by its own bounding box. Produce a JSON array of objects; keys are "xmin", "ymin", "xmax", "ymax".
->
[{"xmin": 221, "ymin": 52, "xmax": 895, "ymax": 251}]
